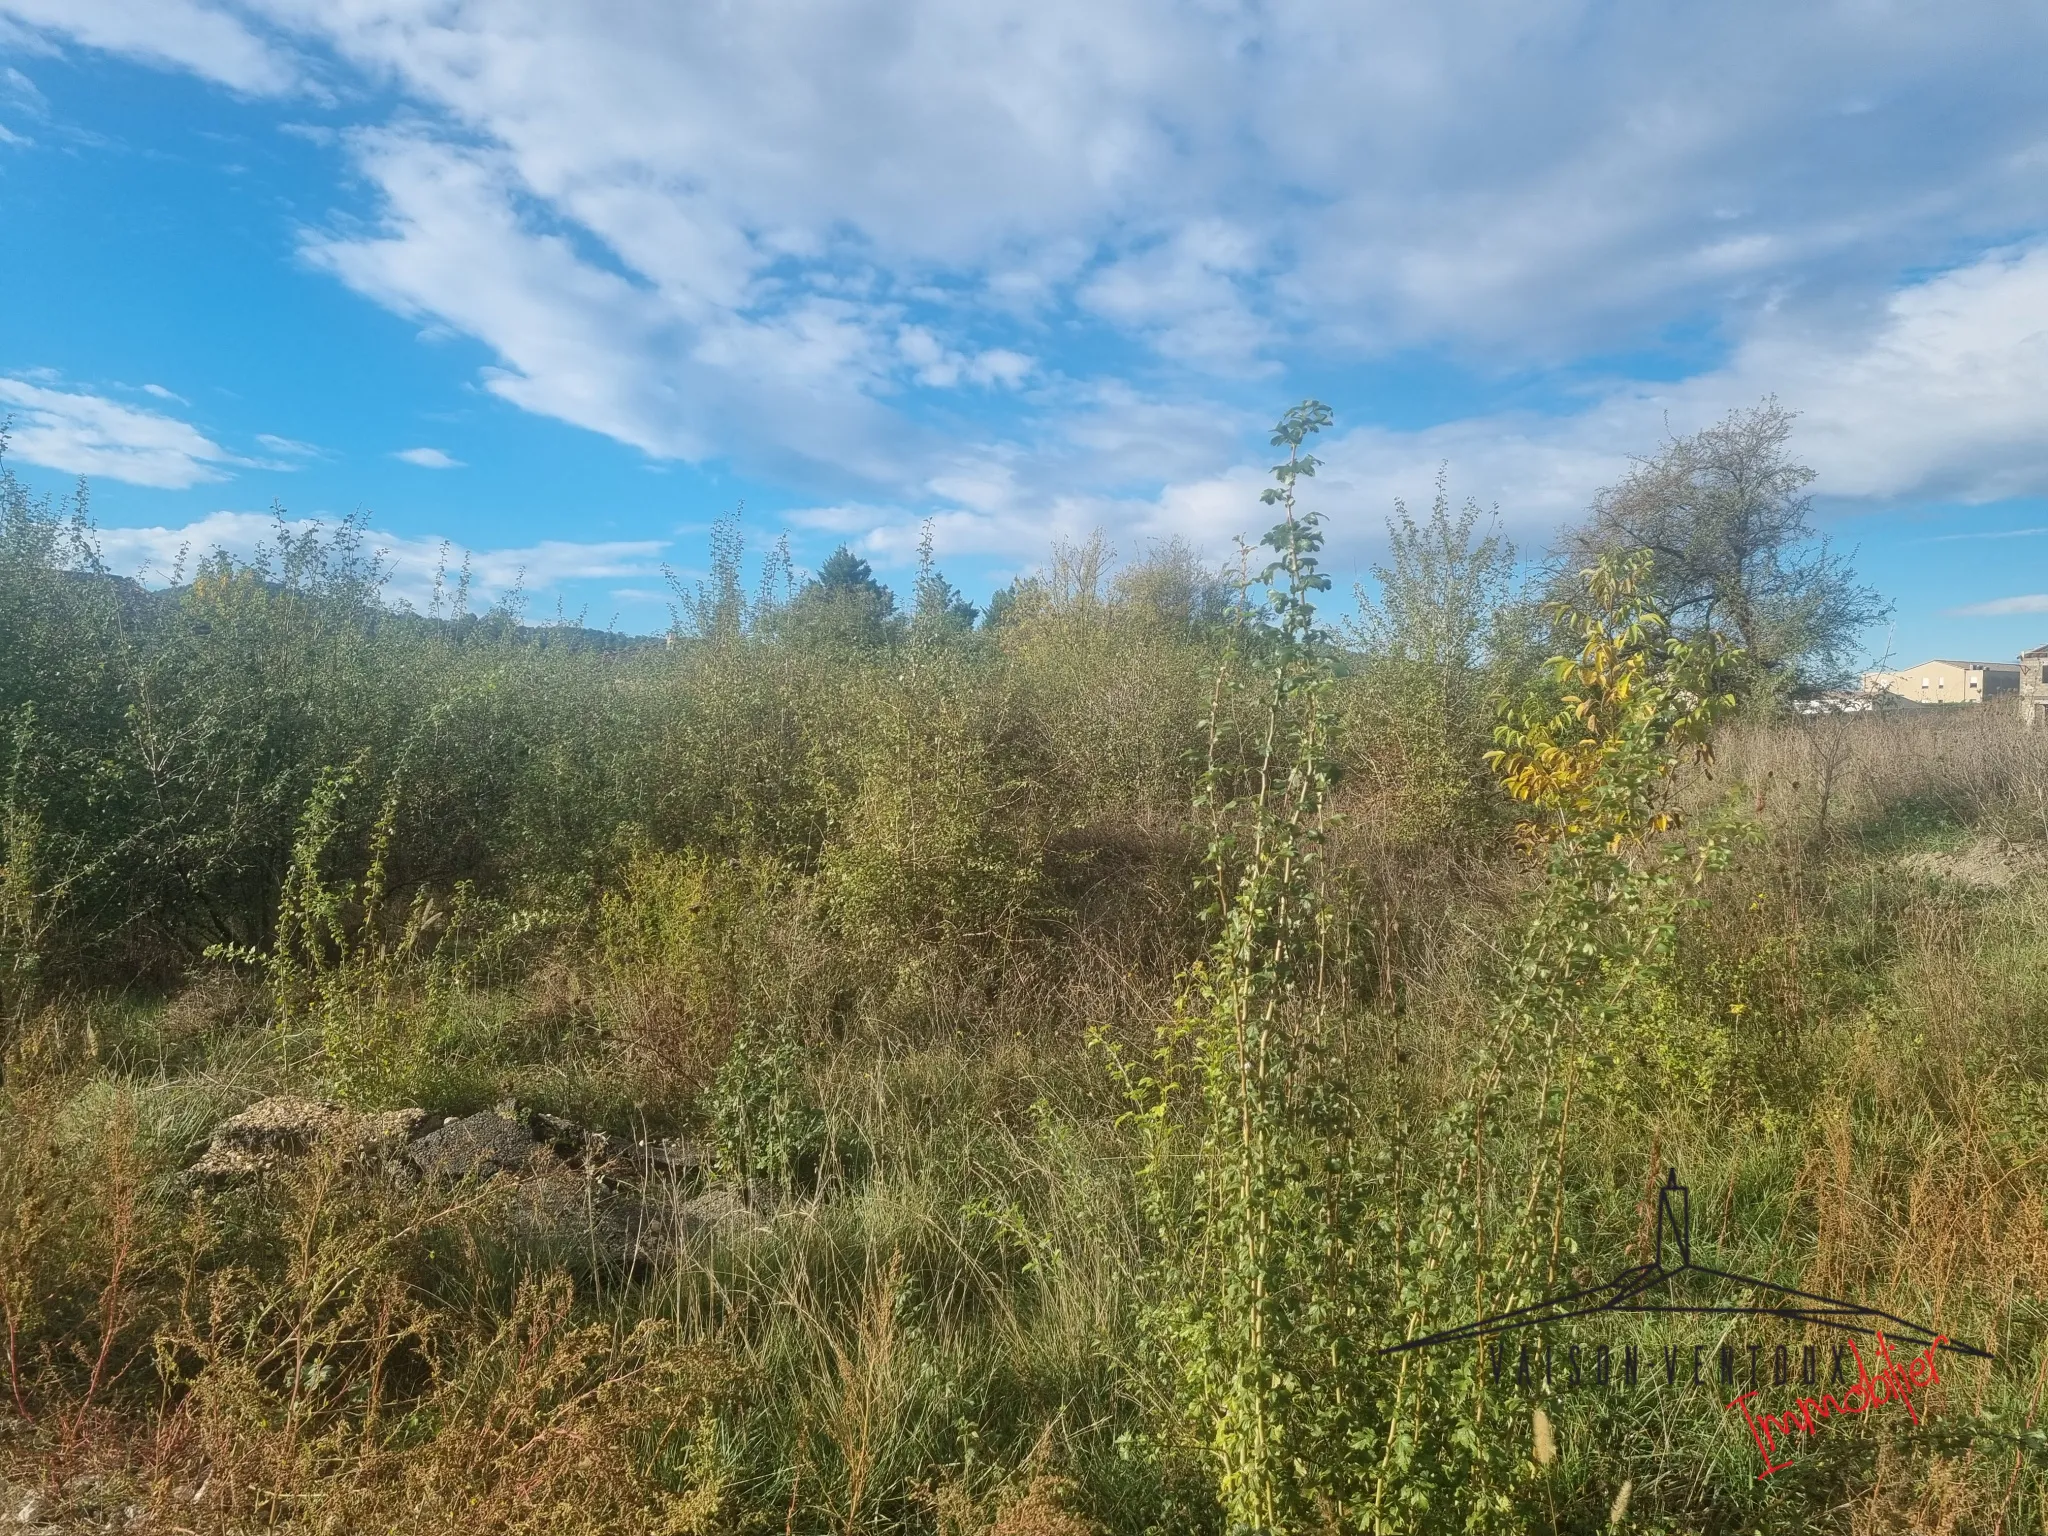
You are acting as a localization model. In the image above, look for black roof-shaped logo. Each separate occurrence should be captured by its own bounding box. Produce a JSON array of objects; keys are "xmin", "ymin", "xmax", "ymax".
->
[{"xmin": 1380, "ymin": 1169, "xmax": 1990, "ymax": 1361}]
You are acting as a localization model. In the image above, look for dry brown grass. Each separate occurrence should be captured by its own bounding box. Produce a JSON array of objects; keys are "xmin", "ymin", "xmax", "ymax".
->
[{"xmin": 1708, "ymin": 704, "xmax": 2048, "ymax": 847}]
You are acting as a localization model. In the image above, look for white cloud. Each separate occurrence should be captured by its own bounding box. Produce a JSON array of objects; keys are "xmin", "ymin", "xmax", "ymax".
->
[
  {"xmin": 271, "ymin": 2, "xmax": 2041, "ymax": 347},
  {"xmin": 93, "ymin": 510, "xmax": 664, "ymax": 610},
  {"xmin": 0, "ymin": 59, "xmax": 43, "ymax": 141},
  {"xmin": 0, "ymin": 0, "xmax": 294, "ymax": 94},
  {"xmin": 393, "ymin": 445, "xmax": 462, "ymax": 468},
  {"xmin": 141, "ymin": 382, "xmax": 184, "ymax": 402},
  {"xmin": 895, "ymin": 327, "xmax": 1034, "ymax": 390},
  {"xmin": 799, "ymin": 238, "xmax": 2048, "ymax": 569},
  {"xmin": 0, "ymin": 377, "xmax": 234, "ymax": 488},
  {"xmin": 1, "ymin": 65, "xmax": 44, "ymax": 105},
  {"xmin": 0, "ymin": 21, "xmax": 58, "ymax": 58},
  {"xmin": 1722, "ymin": 243, "xmax": 2048, "ymax": 503},
  {"xmin": 1079, "ymin": 220, "xmax": 1272, "ymax": 369},
  {"xmin": 969, "ymin": 351, "xmax": 1034, "ymax": 388},
  {"xmin": 296, "ymin": 131, "xmax": 914, "ymax": 485},
  {"xmin": 135, "ymin": 0, "xmax": 2034, "ymax": 499},
  {"xmin": 11, "ymin": 0, "xmax": 2048, "ymax": 561},
  {"xmin": 1224, "ymin": 240, "xmax": 2048, "ymax": 557},
  {"xmin": 1949, "ymin": 595, "xmax": 2048, "ymax": 618},
  {"xmin": 255, "ymin": 431, "xmax": 322, "ymax": 457}
]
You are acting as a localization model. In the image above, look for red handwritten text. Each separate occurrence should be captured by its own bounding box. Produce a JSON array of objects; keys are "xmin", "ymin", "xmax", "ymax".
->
[{"xmin": 1725, "ymin": 1333, "xmax": 1948, "ymax": 1478}]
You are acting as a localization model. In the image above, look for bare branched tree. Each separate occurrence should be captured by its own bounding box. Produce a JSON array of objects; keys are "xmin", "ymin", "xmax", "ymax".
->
[
  {"xmin": 1556, "ymin": 399, "xmax": 1889, "ymax": 693},
  {"xmin": 1349, "ymin": 469, "xmax": 1526, "ymax": 834}
]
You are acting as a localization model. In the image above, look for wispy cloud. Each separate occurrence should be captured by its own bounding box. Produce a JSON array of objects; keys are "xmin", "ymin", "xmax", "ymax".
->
[
  {"xmin": 773, "ymin": 239, "xmax": 2048, "ymax": 566},
  {"xmin": 0, "ymin": 0, "xmax": 295, "ymax": 94},
  {"xmin": 1948, "ymin": 594, "xmax": 2048, "ymax": 618},
  {"xmin": 393, "ymin": 446, "xmax": 463, "ymax": 469},
  {"xmin": 0, "ymin": 377, "xmax": 234, "ymax": 488},
  {"xmin": 1914, "ymin": 526, "xmax": 2048, "ymax": 544},
  {"xmin": 93, "ymin": 510, "xmax": 665, "ymax": 610}
]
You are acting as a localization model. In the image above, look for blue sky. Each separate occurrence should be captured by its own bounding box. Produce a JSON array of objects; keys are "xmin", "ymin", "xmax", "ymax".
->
[{"xmin": 2, "ymin": 2, "xmax": 2046, "ymax": 662}]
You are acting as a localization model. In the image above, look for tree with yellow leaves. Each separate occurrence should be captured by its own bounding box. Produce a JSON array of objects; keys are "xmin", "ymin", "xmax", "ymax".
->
[
  {"xmin": 1489, "ymin": 551, "xmax": 1733, "ymax": 860},
  {"xmin": 1484, "ymin": 550, "xmax": 1741, "ymax": 1133}
]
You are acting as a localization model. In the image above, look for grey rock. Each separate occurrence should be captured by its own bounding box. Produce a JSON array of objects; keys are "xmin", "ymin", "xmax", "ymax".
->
[
  {"xmin": 406, "ymin": 1109, "xmax": 546, "ymax": 1183},
  {"xmin": 510, "ymin": 1165, "xmax": 645, "ymax": 1253}
]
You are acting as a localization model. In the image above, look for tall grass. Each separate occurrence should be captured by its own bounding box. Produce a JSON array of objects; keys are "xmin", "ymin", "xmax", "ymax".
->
[{"xmin": 1, "ymin": 446, "xmax": 2045, "ymax": 1532}]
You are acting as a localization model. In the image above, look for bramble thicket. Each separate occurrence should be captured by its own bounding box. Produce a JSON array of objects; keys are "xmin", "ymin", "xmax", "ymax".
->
[{"xmin": 1, "ymin": 405, "xmax": 2045, "ymax": 1534}]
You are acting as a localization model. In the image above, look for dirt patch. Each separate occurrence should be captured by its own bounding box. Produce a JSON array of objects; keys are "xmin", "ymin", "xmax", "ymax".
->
[{"xmin": 1899, "ymin": 835, "xmax": 2048, "ymax": 890}]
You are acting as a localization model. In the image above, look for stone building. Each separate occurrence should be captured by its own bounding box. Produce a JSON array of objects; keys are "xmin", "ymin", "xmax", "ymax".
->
[{"xmin": 2019, "ymin": 644, "xmax": 2048, "ymax": 726}]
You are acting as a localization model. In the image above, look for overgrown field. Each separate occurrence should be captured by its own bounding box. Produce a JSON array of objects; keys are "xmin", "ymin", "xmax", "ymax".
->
[{"xmin": 2, "ymin": 441, "xmax": 2046, "ymax": 1534}]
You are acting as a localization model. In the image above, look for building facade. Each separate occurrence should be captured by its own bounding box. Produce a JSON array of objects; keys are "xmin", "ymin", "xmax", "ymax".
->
[
  {"xmin": 2020, "ymin": 645, "xmax": 2048, "ymax": 726},
  {"xmin": 1861, "ymin": 659, "xmax": 2021, "ymax": 705}
]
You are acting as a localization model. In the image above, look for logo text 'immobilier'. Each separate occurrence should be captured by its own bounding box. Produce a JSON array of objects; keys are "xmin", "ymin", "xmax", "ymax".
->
[{"xmin": 1726, "ymin": 1331, "xmax": 1948, "ymax": 1478}]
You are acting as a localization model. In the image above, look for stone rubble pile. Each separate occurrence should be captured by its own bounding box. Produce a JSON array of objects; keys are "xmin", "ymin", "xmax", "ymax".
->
[{"xmin": 184, "ymin": 1095, "xmax": 759, "ymax": 1255}]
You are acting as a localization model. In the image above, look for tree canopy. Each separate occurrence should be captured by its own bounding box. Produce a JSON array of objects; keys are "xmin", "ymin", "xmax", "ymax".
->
[
  {"xmin": 1555, "ymin": 399, "xmax": 1888, "ymax": 693},
  {"xmin": 782, "ymin": 545, "xmax": 900, "ymax": 649}
]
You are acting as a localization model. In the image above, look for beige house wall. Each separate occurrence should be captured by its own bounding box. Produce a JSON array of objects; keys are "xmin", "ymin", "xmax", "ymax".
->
[{"xmin": 1861, "ymin": 660, "xmax": 2020, "ymax": 704}]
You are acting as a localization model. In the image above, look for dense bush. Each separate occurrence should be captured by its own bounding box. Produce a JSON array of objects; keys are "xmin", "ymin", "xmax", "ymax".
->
[{"xmin": 1, "ymin": 425, "xmax": 2044, "ymax": 1534}]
